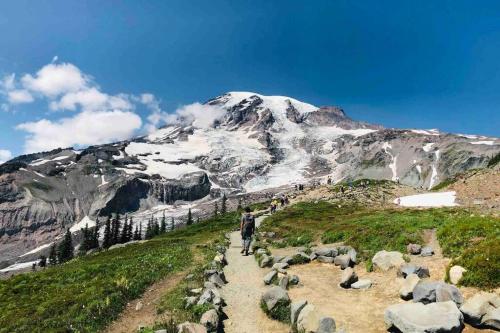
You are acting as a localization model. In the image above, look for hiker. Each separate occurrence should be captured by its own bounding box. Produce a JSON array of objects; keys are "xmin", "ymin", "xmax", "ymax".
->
[
  {"xmin": 240, "ymin": 207, "xmax": 255, "ymax": 256},
  {"xmin": 284, "ymin": 195, "xmax": 289, "ymax": 205},
  {"xmin": 327, "ymin": 176, "xmax": 332, "ymax": 185},
  {"xmin": 280, "ymin": 196, "xmax": 285, "ymax": 207}
]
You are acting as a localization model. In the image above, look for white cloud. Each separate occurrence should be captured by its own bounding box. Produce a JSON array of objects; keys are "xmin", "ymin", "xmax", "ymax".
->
[
  {"xmin": 0, "ymin": 149, "xmax": 12, "ymax": 164},
  {"xmin": 172, "ymin": 103, "xmax": 226, "ymax": 128},
  {"xmin": 17, "ymin": 110, "xmax": 142, "ymax": 153},
  {"xmin": 49, "ymin": 87, "xmax": 132, "ymax": 112},
  {"xmin": 8, "ymin": 89, "xmax": 34, "ymax": 104},
  {"xmin": 21, "ymin": 62, "xmax": 89, "ymax": 98}
]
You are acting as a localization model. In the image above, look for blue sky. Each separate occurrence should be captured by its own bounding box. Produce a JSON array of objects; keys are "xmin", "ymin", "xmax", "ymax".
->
[{"xmin": 1, "ymin": 0, "xmax": 500, "ymax": 160}]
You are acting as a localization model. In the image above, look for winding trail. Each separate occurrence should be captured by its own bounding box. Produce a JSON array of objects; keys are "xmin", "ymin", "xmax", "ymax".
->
[{"xmin": 221, "ymin": 215, "xmax": 288, "ymax": 333}]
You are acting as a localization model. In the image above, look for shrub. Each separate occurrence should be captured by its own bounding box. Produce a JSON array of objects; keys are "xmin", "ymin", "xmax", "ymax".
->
[{"xmin": 260, "ymin": 299, "xmax": 291, "ymax": 323}]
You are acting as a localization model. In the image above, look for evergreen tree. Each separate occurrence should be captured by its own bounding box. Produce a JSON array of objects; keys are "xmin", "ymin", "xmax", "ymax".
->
[
  {"xmin": 187, "ymin": 208, "xmax": 193, "ymax": 225},
  {"xmin": 79, "ymin": 223, "xmax": 90, "ymax": 255},
  {"xmin": 160, "ymin": 213, "xmax": 166, "ymax": 234},
  {"xmin": 39, "ymin": 255, "xmax": 47, "ymax": 268},
  {"xmin": 112, "ymin": 215, "xmax": 121, "ymax": 245},
  {"xmin": 57, "ymin": 229, "xmax": 73, "ymax": 263},
  {"xmin": 170, "ymin": 217, "xmax": 175, "ymax": 231},
  {"xmin": 213, "ymin": 201, "xmax": 218, "ymax": 217},
  {"xmin": 197, "ymin": 217, "xmax": 200, "ymax": 224},
  {"xmin": 145, "ymin": 219, "xmax": 152, "ymax": 239},
  {"xmin": 120, "ymin": 216, "xmax": 129, "ymax": 243},
  {"xmin": 127, "ymin": 218, "xmax": 134, "ymax": 241},
  {"xmin": 133, "ymin": 224, "xmax": 140, "ymax": 241},
  {"xmin": 138, "ymin": 222, "xmax": 143, "ymax": 240},
  {"xmin": 102, "ymin": 215, "xmax": 112, "ymax": 249},
  {"xmin": 91, "ymin": 220, "xmax": 100, "ymax": 249},
  {"xmin": 221, "ymin": 194, "xmax": 227, "ymax": 214},
  {"xmin": 48, "ymin": 243, "xmax": 57, "ymax": 265},
  {"xmin": 153, "ymin": 218, "xmax": 160, "ymax": 236}
]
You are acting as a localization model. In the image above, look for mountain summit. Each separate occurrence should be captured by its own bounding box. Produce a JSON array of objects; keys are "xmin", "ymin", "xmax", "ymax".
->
[{"xmin": 0, "ymin": 92, "xmax": 498, "ymax": 262}]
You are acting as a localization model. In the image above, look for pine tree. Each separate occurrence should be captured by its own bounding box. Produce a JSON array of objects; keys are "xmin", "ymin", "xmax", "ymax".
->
[
  {"xmin": 221, "ymin": 194, "xmax": 227, "ymax": 214},
  {"xmin": 138, "ymin": 223, "xmax": 143, "ymax": 240},
  {"xmin": 187, "ymin": 208, "xmax": 193, "ymax": 226},
  {"xmin": 160, "ymin": 213, "xmax": 166, "ymax": 234},
  {"xmin": 112, "ymin": 215, "xmax": 121, "ymax": 245},
  {"xmin": 48, "ymin": 243, "xmax": 57, "ymax": 265},
  {"xmin": 120, "ymin": 216, "xmax": 129, "ymax": 243},
  {"xmin": 197, "ymin": 217, "xmax": 200, "ymax": 224},
  {"xmin": 153, "ymin": 218, "xmax": 160, "ymax": 236},
  {"xmin": 145, "ymin": 219, "xmax": 152, "ymax": 239},
  {"xmin": 79, "ymin": 223, "xmax": 90, "ymax": 255},
  {"xmin": 57, "ymin": 229, "xmax": 73, "ymax": 263},
  {"xmin": 103, "ymin": 215, "xmax": 112, "ymax": 249},
  {"xmin": 91, "ymin": 220, "xmax": 100, "ymax": 249},
  {"xmin": 170, "ymin": 217, "xmax": 175, "ymax": 231},
  {"xmin": 213, "ymin": 201, "xmax": 218, "ymax": 217},
  {"xmin": 127, "ymin": 218, "xmax": 134, "ymax": 241},
  {"xmin": 133, "ymin": 224, "xmax": 140, "ymax": 241}
]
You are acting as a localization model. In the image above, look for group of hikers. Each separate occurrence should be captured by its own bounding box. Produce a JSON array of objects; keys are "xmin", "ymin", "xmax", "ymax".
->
[{"xmin": 270, "ymin": 195, "xmax": 289, "ymax": 213}]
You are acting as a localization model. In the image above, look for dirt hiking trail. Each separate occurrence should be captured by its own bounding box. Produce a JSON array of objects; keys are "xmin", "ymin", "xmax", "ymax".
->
[{"xmin": 221, "ymin": 215, "xmax": 288, "ymax": 333}]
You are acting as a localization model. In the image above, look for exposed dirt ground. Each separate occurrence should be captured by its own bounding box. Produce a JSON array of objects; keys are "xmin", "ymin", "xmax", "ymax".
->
[
  {"xmin": 104, "ymin": 271, "xmax": 186, "ymax": 333},
  {"xmin": 221, "ymin": 215, "xmax": 289, "ymax": 333},
  {"xmin": 271, "ymin": 230, "xmax": 496, "ymax": 333}
]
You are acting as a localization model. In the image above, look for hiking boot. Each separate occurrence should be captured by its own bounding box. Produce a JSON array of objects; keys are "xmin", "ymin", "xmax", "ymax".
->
[{"xmin": 240, "ymin": 249, "xmax": 245, "ymax": 254}]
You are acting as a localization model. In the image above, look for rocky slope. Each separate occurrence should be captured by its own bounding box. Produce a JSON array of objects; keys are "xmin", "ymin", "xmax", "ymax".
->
[{"xmin": 0, "ymin": 92, "xmax": 499, "ymax": 263}]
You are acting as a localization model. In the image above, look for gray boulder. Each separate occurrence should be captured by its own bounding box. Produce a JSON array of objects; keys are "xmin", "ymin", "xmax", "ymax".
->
[
  {"xmin": 372, "ymin": 250, "xmax": 405, "ymax": 271},
  {"xmin": 407, "ymin": 243, "xmax": 422, "ymax": 255},
  {"xmin": 259, "ymin": 254, "xmax": 273, "ymax": 268},
  {"xmin": 281, "ymin": 256, "xmax": 295, "ymax": 265},
  {"xmin": 420, "ymin": 246, "xmax": 434, "ymax": 257},
  {"xmin": 256, "ymin": 248, "xmax": 267, "ymax": 255},
  {"xmin": 185, "ymin": 296, "xmax": 198, "ymax": 309},
  {"xmin": 279, "ymin": 275, "xmax": 289, "ymax": 290},
  {"xmin": 314, "ymin": 247, "xmax": 338, "ymax": 257},
  {"xmin": 263, "ymin": 270, "xmax": 277, "ymax": 285},
  {"xmin": 273, "ymin": 262, "xmax": 289, "ymax": 270},
  {"xmin": 340, "ymin": 267, "xmax": 358, "ymax": 288},
  {"xmin": 291, "ymin": 300, "xmax": 308, "ymax": 325},
  {"xmin": 334, "ymin": 254, "xmax": 352, "ymax": 269},
  {"xmin": 351, "ymin": 279, "xmax": 372, "ymax": 289},
  {"xmin": 177, "ymin": 322, "xmax": 207, "ymax": 333},
  {"xmin": 261, "ymin": 286, "xmax": 290, "ymax": 311},
  {"xmin": 309, "ymin": 253, "xmax": 318, "ymax": 261},
  {"xmin": 413, "ymin": 281, "xmax": 463, "ymax": 306},
  {"xmin": 347, "ymin": 248, "xmax": 357, "ymax": 264},
  {"xmin": 317, "ymin": 256, "xmax": 335, "ymax": 264},
  {"xmin": 385, "ymin": 301, "xmax": 463, "ymax": 333},
  {"xmin": 297, "ymin": 304, "xmax": 322, "ymax": 333},
  {"xmin": 460, "ymin": 292, "xmax": 500, "ymax": 329},
  {"xmin": 398, "ymin": 264, "xmax": 430, "ymax": 279},
  {"xmin": 272, "ymin": 255, "xmax": 285, "ymax": 264},
  {"xmin": 197, "ymin": 289, "xmax": 214, "ymax": 306},
  {"xmin": 399, "ymin": 273, "xmax": 420, "ymax": 300},
  {"xmin": 289, "ymin": 274, "xmax": 300, "ymax": 285},
  {"xmin": 207, "ymin": 273, "xmax": 225, "ymax": 288},
  {"xmin": 317, "ymin": 317, "xmax": 336, "ymax": 333},
  {"xmin": 200, "ymin": 309, "xmax": 219, "ymax": 332}
]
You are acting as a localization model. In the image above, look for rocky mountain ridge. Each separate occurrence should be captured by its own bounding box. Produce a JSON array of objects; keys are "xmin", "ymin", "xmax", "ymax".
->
[{"xmin": 0, "ymin": 91, "xmax": 499, "ymax": 263}]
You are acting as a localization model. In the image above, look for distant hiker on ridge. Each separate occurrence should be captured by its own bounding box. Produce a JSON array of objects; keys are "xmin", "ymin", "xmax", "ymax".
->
[{"xmin": 240, "ymin": 207, "xmax": 255, "ymax": 256}]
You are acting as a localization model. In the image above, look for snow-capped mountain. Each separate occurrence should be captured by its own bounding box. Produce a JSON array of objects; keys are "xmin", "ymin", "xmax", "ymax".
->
[{"xmin": 0, "ymin": 92, "xmax": 499, "ymax": 263}]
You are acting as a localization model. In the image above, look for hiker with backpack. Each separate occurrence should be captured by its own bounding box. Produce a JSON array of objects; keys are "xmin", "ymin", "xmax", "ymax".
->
[{"xmin": 240, "ymin": 207, "xmax": 255, "ymax": 256}]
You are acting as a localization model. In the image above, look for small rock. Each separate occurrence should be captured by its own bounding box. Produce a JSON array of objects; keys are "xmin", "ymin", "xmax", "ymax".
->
[
  {"xmin": 273, "ymin": 262, "xmax": 289, "ymax": 270},
  {"xmin": 407, "ymin": 243, "xmax": 422, "ymax": 255},
  {"xmin": 256, "ymin": 248, "xmax": 267, "ymax": 255},
  {"xmin": 155, "ymin": 330, "xmax": 167, "ymax": 333},
  {"xmin": 289, "ymin": 274, "xmax": 300, "ymax": 285},
  {"xmin": 263, "ymin": 270, "xmax": 278, "ymax": 285},
  {"xmin": 420, "ymin": 246, "xmax": 434, "ymax": 257},
  {"xmin": 185, "ymin": 274, "xmax": 195, "ymax": 280},
  {"xmin": 291, "ymin": 300, "xmax": 308, "ymax": 325},
  {"xmin": 279, "ymin": 275, "xmax": 289, "ymax": 290},
  {"xmin": 317, "ymin": 256, "xmax": 335, "ymax": 264},
  {"xmin": 460, "ymin": 292, "xmax": 500, "ymax": 329},
  {"xmin": 449, "ymin": 265, "xmax": 467, "ymax": 285},
  {"xmin": 281, "ymin": 256, "xmax": 294, "ymax": 265},
  {"xmin": 397, "ymin": 264, "xmax": 430, "ymax": 279},
  {"xmin": 413, "ymin": 281, "xmax": 463, "ymax": 306},
  {"xmin": 213, "ymin": 253, "xmax": 226, "ymax": 265},
  {"xmin": 200, "ymin": 309, "xmax": 219, "ymax": 332},
  {"xmin": 384, "ymin": 301, "xmax": 463, "ymax": 333},
  {"xmin": 334, "ymin": 254, "xmax": 352, "ymax": 269},
  {"xmin": 297, "ymin": 304, "xmax": 322, "ymax": 333},
  {"xmin": 177, "ymin": 322, "xmax": 208, "ymax": 333},
  {"xmin": 317, "ymin": 317, "xmax": 336, "ymax": 333},
  {"xmin": 197, "ymin": 289, "xmax": 213, "ymax": 306},
  {"xmin": 340, "ymin": 267, "xmax": 358, "ymax": 288},
  {"xmin": 272, "ymin": 255, "xmax": 285, "ymax": 264},
  {"xmin": 314, "ymin": 247, "xmax": 338, "ymax": 257},
  {"xmin": 309, "ymin": 253, "xmax": 318, "ymax": 261},
  {"xmin": 208, "ymin": 273, "xmax": 225, "ymax": 288},
  {"xmin": 259, "ymin": 254, "xmax": 273, "ymax": 268},
  {"xmin": 135, "ymin": 301, "xmax": 143, "ymax": 311},
  {"xmin": 372, "ymin": 250, "xmax": 405, "ymax": 271},
  {"xmin": 399, "ymin": 274, "xmax": 420, "ymax": 300},
  {"xmin": 347, "ymin": 248, "xmax": 357, "ymax": 264},
  {"xmin": 351, "ymin": 279, "xmax": 372, "ymax": 289},
  {"xmin": 261, "ymin": 286, "xmax": 290, "ymax": 311},
  {"xmin": 184, "ymin": 296, "xmax": 198, "ymax": 309},
  {"xmin": 189, "ymin": 288, "xmax": 203, "ymax": 296}
]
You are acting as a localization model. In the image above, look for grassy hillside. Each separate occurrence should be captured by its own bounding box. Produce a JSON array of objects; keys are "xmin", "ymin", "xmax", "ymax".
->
[
  {"xmin": 260, "ymin": 201, "xmax": 499, "ymax": 288},
  {"xmin": 0, "ymin": 211, "xmax": 239, "ymax": 333}
]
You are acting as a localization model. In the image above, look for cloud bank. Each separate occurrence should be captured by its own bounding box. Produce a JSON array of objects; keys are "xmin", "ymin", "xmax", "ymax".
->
[{"xmin": 0, "ymin": 150, "xmax": 13, "ymax": 164}]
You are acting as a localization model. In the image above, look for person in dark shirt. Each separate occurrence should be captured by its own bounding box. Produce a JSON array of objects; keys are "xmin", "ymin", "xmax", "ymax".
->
[{"xmin": 240, "ymin": 207, "xmax": 255, "ymax": 256}]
